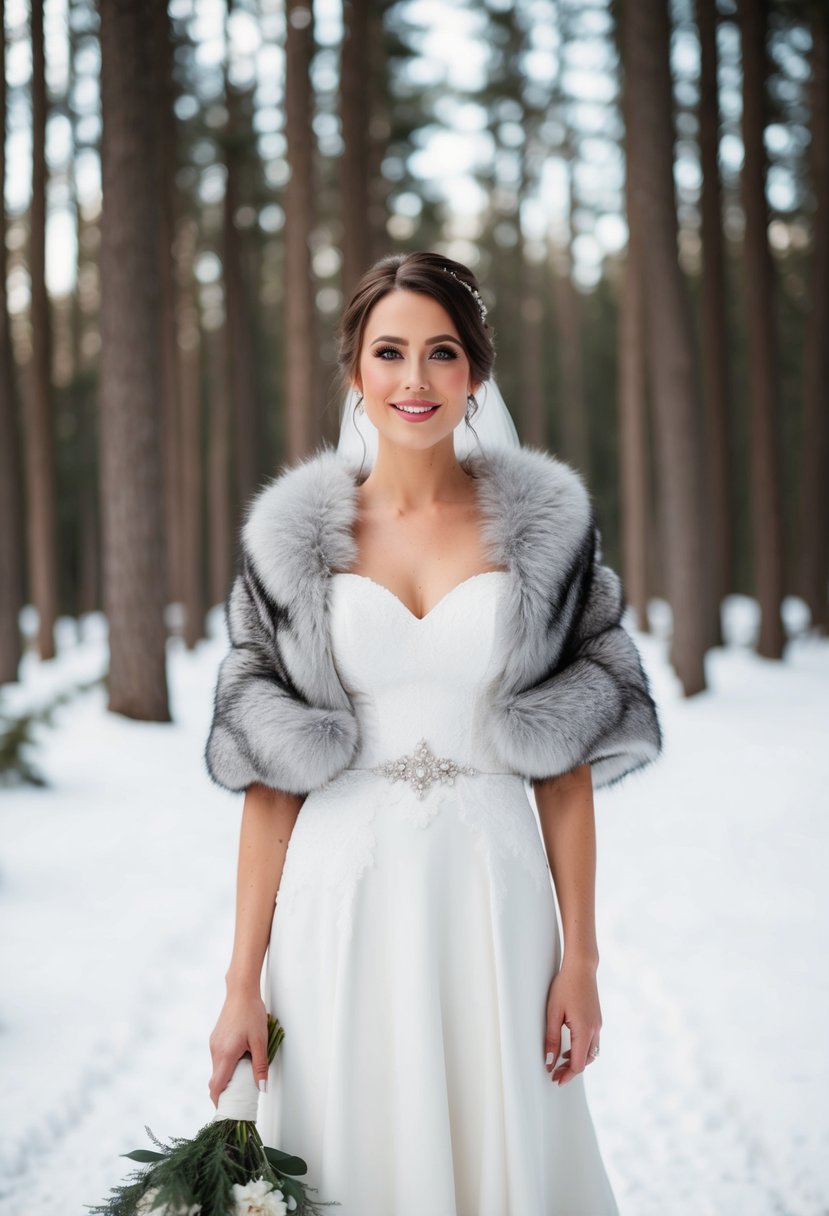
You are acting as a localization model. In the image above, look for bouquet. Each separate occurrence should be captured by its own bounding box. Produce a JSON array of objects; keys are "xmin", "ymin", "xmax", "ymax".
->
[{"xmin": 87, "ymin": 1015, "xmax": 336, "ymax": 1216}]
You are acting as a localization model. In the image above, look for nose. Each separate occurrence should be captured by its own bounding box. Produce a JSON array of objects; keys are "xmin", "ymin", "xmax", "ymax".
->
[{"xmin": 404, "ymin": 363, "xmax": 428, "ymax": 391}]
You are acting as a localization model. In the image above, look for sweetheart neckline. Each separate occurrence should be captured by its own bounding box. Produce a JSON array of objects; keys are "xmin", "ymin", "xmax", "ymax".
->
[{"xmin": 331, "ymin": 569, "xmax": 510, "ymax": 623}]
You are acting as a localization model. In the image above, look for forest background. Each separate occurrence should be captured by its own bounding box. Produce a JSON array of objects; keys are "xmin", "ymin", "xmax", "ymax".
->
[{"xmin": 0, "ymin": 0, "xmax": 826, "ymax": 732}]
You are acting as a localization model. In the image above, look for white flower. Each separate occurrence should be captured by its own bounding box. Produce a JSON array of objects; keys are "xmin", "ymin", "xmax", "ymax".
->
[
  {"xmin": 231, "ymin": 1176, "xmax": 289, "ymax": 1216},
  {"xmin": 135, "ymin": 1188, "xmax": 201, "ymax": 1216}
]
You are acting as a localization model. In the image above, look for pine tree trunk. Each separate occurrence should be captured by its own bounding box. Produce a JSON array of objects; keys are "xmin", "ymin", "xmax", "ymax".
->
[
  {"xmin": 155, "ymin": 0, "xmax": 183, "ymax": 608},
  {"xmin": 617, "ymin": 179, "xmax": 651, "ymax": 634},
  {"xmin": 552, "ymin": 163, "xmax": 589, "ymax": 477},
  {"xmin": 799, "ymin": 3, "xmax": 829, "ymax": 631},
  {"xmin": 207, "ymin": 330, "xmax": 232, "ymax": 608},
  {"xmin": 520, "ymin": 254, "xmax": 546, "ymax": 451},
  {"xmin": 176, "ymin": 217, "xmax": 205, "ymax": 649},
  {"xmin": 340, "ymin": 0, "xmax": 370, "ymax": 300},
  {"xmin": 621, "ymin": 0, "xmax": 708, "ymax": 695},
  {"xmin": 284, "ymin": 0, "xmax": 319, "ymax": 460},
  {"xmin": 697, "ymin": 0, "xmax": 734, "ymax": 646},
  {"xmin": 223, "ymin": 0, "xmax": 259, "ymax": 516},
  {"xmin": 366, "ymin": 4, "xmax": 391, "ymax": 265},
  {"xmin": 738, "ymin": 0, "xmax": 786, "ymax": 658},
  {"xmin": 99, "ymin": 0, "xmax": 170, "ymax": 721},
  {"xmin": 26, "ymin": 0, "xmax": 58, "ymax": 660},
  {"xmin": 0, "ymin": 0, "xmax": 23, "ymax": 682}
]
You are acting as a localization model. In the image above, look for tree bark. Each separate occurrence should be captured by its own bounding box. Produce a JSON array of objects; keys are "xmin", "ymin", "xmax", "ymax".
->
[
  {"xmin": 366, "ymin": 3, "xmax": 391, "ymax": 265},
  {"xmin": 552, "ymin": 161, "xmax": 589, "ymax": 477},
  {"xmin": 697, "ymin": 0, "xmax": 735, "ymax": 646},
  {"xmin": 284, "ymin": 0, "xmax": 319, "ymax": 460},
  {"xmin": 617, "ymin": 174, "xmax": 651, "ymax": 634},
  {"xmin": 621, "ymin": 0, "xmax": 708, "ymax": 694},
  {"xmin": 207, "ymin": 328, "xmax": 232, "ymax": 609},
  {"xmin": 0, "ymin": 0, "xmax": 23, "ymax": 682},
  {"xmin": 99, "ymin": 0, "xmax": 170, "ymax": 721},
  {"xmin": 223, "ymin": 0, "xmax": 259, "ymax": 516},
  {"xmin": 738, "ymin": 0, "xmax": 786, "ymax": 658},
  {"xmin": 176, "ymin": 217, "xmax": 204, "ymax": 649},
  {"xmin": 340, "ymin": 0, "xmax": 371, "ymax": 301},
  {"xmin": 798, "ymin": 3, "xmax": 829, "ymax": 631},
  {"xmin": 520, "ymin": 254, "xmax": 546, "ymax": 451},
  {"xmin": 155, "ymin": 0, "xmax": 184, "ymax": 607},
  {"xmin": 25, "ymin": 0, "xmax": 58, "ymax": 660}
]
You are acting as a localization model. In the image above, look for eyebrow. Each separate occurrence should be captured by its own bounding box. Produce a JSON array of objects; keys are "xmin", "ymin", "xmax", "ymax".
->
[{"xmin": 369, "ymin": 334, "xmax": 463, "ymax": 346}]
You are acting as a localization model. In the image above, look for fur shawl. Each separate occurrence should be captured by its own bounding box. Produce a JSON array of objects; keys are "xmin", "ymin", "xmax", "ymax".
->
[{"xmin": 205, "ymin": 444, "xmax": 663, "ymax": 796}]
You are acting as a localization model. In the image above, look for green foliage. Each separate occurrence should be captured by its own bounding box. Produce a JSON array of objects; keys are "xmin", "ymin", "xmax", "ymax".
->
[
  {"xmin": 86, "ymin": 1017, "xmax": 336, "ymax": 1216},
  {"xmin": 0, "ymin": 674, "xmax": 105, "ymax": 787}
]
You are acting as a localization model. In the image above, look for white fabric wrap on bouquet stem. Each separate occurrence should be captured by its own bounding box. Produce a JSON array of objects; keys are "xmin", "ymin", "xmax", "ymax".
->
[{"xmin": 213, "ymin": 1055, "xmax": 260, "ymax": 1122}]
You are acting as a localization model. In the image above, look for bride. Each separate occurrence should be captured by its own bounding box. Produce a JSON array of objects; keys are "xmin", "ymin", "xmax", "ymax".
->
[{"xmin": 204, "ymin": 250, "xmax": 662, "ymax": 1214}]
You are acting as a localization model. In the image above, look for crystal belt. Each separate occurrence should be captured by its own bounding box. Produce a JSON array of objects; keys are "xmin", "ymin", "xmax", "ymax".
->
[{"xmin": 339, "ymin": 737, "xmax": 508, "ymax": 800}]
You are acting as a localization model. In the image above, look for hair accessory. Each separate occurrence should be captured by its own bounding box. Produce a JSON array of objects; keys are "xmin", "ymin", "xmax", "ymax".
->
[{"xmin": 442, "ymin": 266, "xmax": 488, "ymax": 324}]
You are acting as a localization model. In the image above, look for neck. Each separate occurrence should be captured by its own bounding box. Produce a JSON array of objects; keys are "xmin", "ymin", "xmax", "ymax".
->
[{"xmin": 358, "ymin": 434, "xmax": 473, "ymax": 510}]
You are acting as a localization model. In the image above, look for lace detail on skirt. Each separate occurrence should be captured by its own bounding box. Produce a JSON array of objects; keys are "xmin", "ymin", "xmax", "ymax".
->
[
  {"xmin": 275, "ymin": 769, "xmax": 378, "ymax": 943},
  {"xmin": 455, "ymin": 775, "xmax": 551, "ymax": 914}
]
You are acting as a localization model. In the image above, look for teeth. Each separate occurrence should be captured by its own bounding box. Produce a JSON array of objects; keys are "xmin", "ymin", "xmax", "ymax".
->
[{"xmin": 396, "ymin": 404, "xmax": 436, "ymax": 414}]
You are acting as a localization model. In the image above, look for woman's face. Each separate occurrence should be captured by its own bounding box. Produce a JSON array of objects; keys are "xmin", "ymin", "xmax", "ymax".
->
[{"xmin": 353, "ymin": 289, "xmax": 479, "ymax": 453}]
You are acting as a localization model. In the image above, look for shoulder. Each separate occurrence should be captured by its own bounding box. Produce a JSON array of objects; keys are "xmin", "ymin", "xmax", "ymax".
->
[
  {"xmin": 240, "ymin": 445, "xmax": 358, "ymax": 605},
  {"xmin": 477, "ymin": 444, "xmax": 592, "ymax": 527},
  {"xmin": 472, "ymin": 444, "xmax": 595, "ymax": 577}
]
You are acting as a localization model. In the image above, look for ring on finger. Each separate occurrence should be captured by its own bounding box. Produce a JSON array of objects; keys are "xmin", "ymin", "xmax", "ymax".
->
[{"xmin": 588, "ymin": 1044, "xmax": 600, "ymax": 1060}]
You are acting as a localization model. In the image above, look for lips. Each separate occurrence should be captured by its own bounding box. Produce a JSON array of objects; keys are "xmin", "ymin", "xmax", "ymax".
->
[{"xmin": 390, "ymin": 399, "xmax": 441, "ymax": 418}]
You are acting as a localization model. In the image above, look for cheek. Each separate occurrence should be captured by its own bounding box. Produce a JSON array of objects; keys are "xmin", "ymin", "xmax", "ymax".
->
[{"xmin": 361, "ymin": 357, "xmax": 392, "ymax": 396}]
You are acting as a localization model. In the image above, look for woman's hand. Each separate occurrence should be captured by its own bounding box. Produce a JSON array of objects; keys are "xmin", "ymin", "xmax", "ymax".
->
[
  {"xmin": 544, "ymin": 960, "xmax": 602, "ymax": 1085},
  {"xmin": 208, "ymin": 986, "xmax": 269, "ymax": 1107}
]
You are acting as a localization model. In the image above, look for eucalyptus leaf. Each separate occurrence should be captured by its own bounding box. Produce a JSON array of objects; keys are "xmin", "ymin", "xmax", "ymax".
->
[
  {"xmin": 262, "ymin": 1145, "xmax": 308, "ymax": 1175},
  {"xmin": 122, "ymin": 1149, "xmax": 166, "ymax": 1163}
]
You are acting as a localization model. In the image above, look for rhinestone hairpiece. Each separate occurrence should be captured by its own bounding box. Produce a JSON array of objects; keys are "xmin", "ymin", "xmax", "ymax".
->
[{"xmin": 442, "ymin": 266, "xmax": 488, "ymax": 324}]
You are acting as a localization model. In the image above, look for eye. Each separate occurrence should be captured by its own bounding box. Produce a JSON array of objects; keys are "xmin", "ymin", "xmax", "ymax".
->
[
  {"xmin": 374, "ymin": 346, "xmax": 401, "ymax": 359},
  {"xmin": 431, "ymin": 346, "xmax": 458, "ymax": 360}
]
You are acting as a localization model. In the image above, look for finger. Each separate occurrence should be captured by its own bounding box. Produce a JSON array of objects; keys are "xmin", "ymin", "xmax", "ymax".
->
[
  {"xmin": 568, "ymin": 1028, "xmax": 591, "ymax": 1077},
  {"xmin": 542, "ymin": 1001, "xmax": 561, "ymax": 1079},
  {"xmin": 586, "ymin": 1038, "xmax": 601, "ymax": 1066},
  {"xmin": 250, "ymin": 1035, "xmax": 270, "ymax": 1094},
  {"xmin": 544, "ymin": 1020, "xmax": 562, "ymax": 1074},
  {"xmin": 551, "ymin": 1049, "xmax": 571, "ymax": 1083},
  {"xmin": 208, "ymin": 1053, "xmax": 241, "ymax": 1107}
]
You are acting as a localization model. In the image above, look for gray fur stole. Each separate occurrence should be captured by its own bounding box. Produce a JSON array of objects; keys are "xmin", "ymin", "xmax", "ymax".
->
[{"xmin": 205, "ymin": 444, "xmax": 662, "ymax": 795}]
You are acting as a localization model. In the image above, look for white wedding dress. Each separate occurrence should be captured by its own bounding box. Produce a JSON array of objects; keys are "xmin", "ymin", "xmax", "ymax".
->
[{"xmin": 258, "ymin": 570, "xmax": 618, "ymax": 1215}]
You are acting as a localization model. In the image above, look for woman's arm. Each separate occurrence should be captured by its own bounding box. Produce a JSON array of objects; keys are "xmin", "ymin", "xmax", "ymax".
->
[
  {"xmin": 208, "ymin": 782, "xmax": 304, "ymax": 1106},
  {"xmin": 533, "ymin": 762, "xmax": 603, "ymax": 1086}
]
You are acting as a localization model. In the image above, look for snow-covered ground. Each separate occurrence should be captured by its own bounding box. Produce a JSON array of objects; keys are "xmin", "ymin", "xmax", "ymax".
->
[{"xmin": 1, "ymin": 598, "xmax": 827, "ymax": 1216}]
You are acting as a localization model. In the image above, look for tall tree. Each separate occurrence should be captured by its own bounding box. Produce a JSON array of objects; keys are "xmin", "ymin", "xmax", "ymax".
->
[
  {"xmin": 798, "ymin": 2, "xmax": 829, "ymax": 631},
  {"xmin": 738, "ymin": 0, "xmax": 785, "ymax": 658},
  {"xmin": 340, "ymin": 0, "xmax": 371, "ymax": 301},
  {"xmin": 284, "ymin": 0, "xmax": 320, "ymax": 459},
  {"xmin": 0, "ymin": 0, "xmax": 23, "ymax": 682},
  {"xmin": 618, "ymin": 119, "xmax": 651, "ymax": 633},
  {"xmin": 155, "ymin": 0, "xmax": 183, "ymax": 607},
  {"xmin": 99, "ymin": 0, "xmax": 170, "ymax": 721},
  {"xmin": 223, "ymin": 0, "xmax": 258, "ymax": 516},
  {"xmin": 621, "ymin": 0, "xmax": 708, "ymax": 694},
  {"xmin": 696, "ymin": 0, "xmax": 734, "ymax": 646},
  {"xmin": 207, "ymin": 327, "xmax": 233, "ymax": 609},
  {"xmin": 176, "ymin": 216, "xmax": 204, "ymax": 649},
  {"xmin": 25, "ymin": 0, "xmax": 58, "ymax": 660}
]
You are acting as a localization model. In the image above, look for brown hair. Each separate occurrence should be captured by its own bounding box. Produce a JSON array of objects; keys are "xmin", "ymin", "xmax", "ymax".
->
[{"xmin": 336, "ymin": 251, "xmax": 495, "ymax": 396}]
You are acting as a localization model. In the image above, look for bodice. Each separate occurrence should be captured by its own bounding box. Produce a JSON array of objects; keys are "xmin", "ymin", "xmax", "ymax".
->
[{"xmin": 328, "ymin": 571, "xmax": 512, "ymax": 773}]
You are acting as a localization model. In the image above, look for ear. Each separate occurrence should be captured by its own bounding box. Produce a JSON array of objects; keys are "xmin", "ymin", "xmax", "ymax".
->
[{"xmin": 468, "ymin": 379, "xmax": 482, "ymax": 397}]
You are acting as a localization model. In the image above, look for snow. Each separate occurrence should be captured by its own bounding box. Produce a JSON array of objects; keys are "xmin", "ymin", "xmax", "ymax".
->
[{"xmin": 1, "ymin": 597, "xmax": 828, "ymax": 1215}]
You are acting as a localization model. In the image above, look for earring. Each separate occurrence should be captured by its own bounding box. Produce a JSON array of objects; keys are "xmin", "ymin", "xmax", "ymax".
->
[
  {"xmin": 465, "ymin": 393, "xmax": 477, "ymax": 424},
  {"xmin": 355, "ymin": 392, "xmax": 364, "ymax": 414}
]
